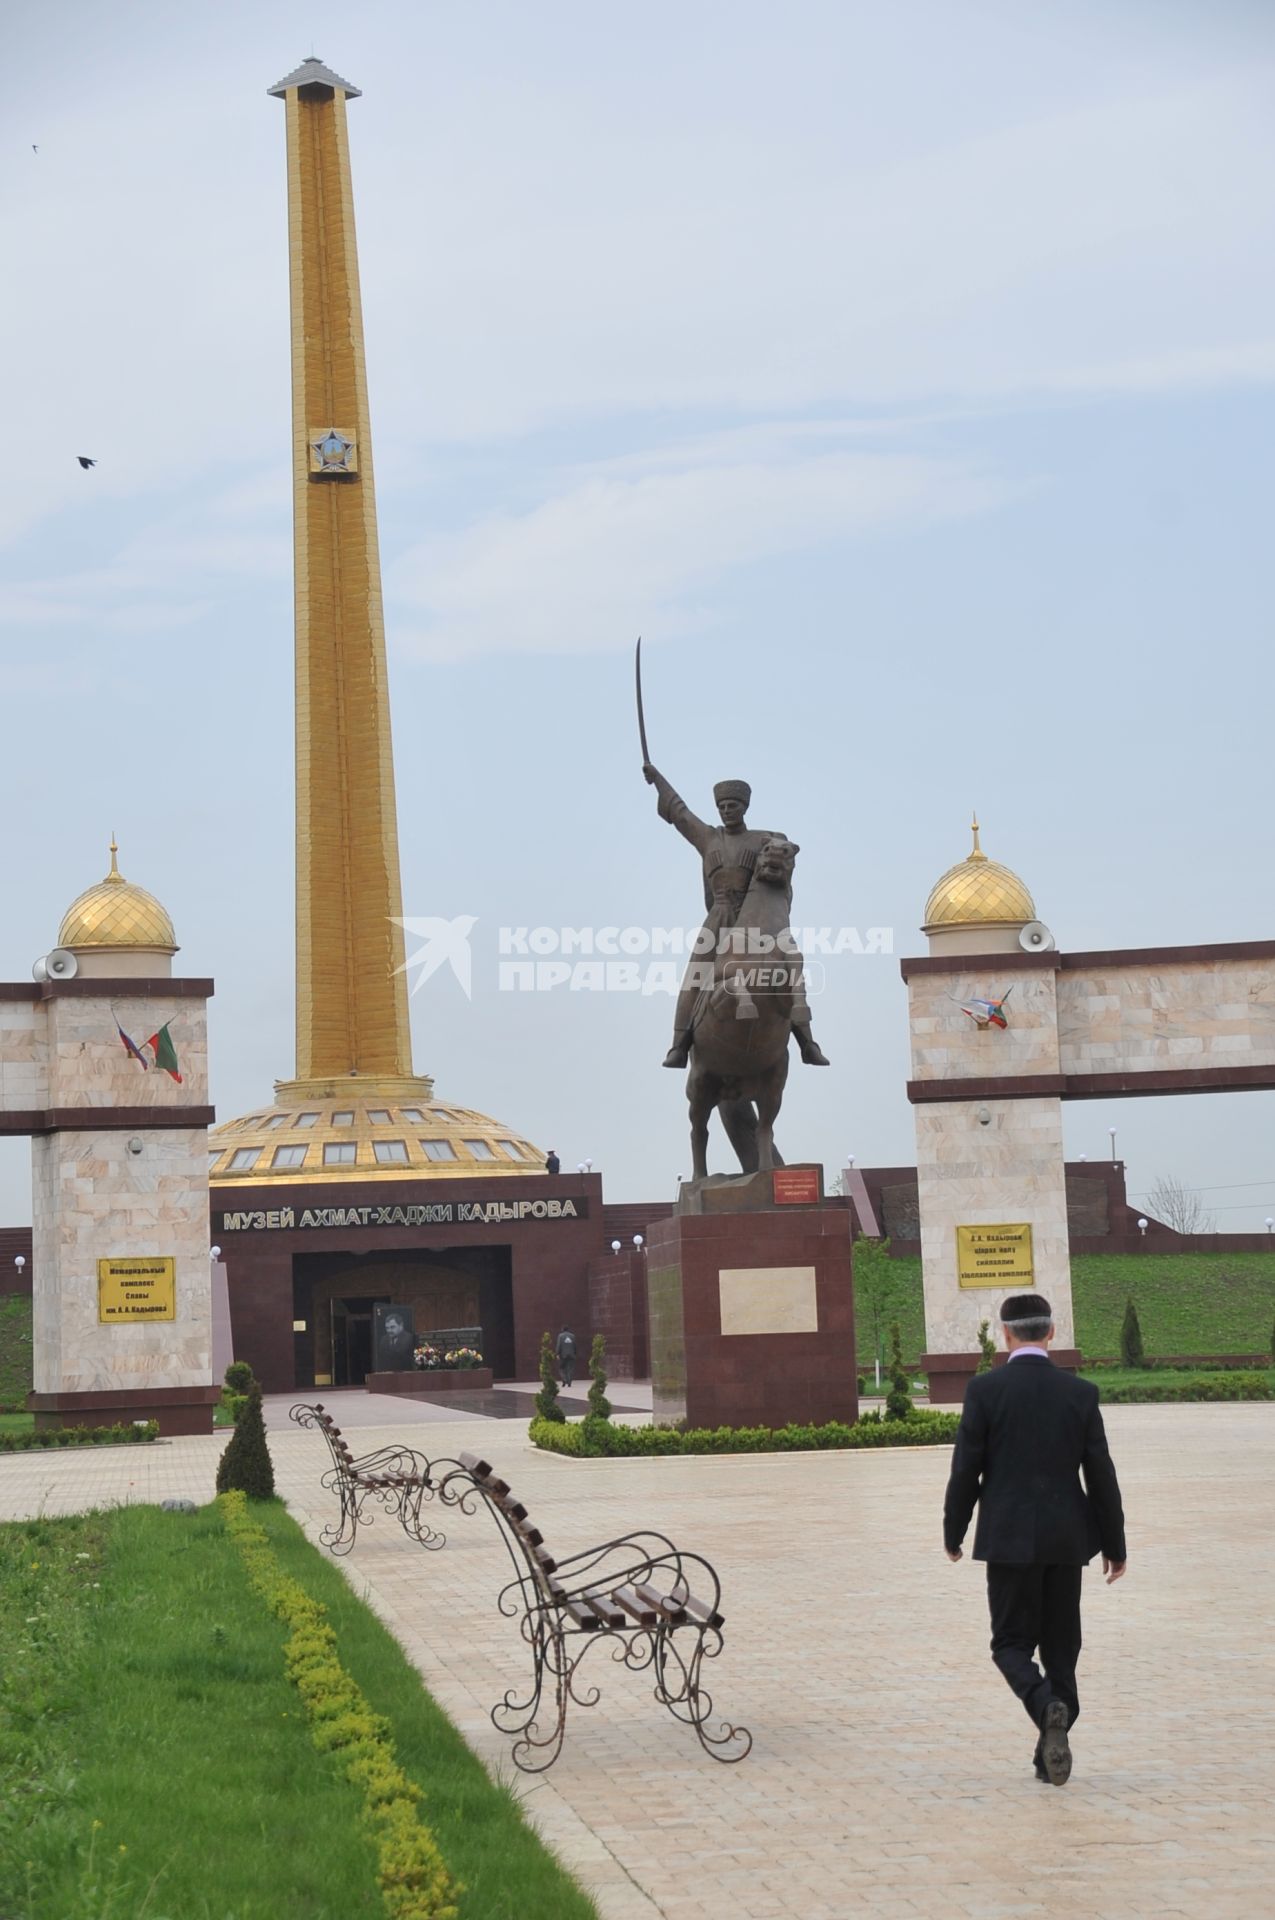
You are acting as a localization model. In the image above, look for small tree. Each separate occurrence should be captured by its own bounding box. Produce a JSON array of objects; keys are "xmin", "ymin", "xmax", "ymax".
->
[
  {"xmin": 215, "ymin": 1382, "xmax": 275, "ymax": 1499},
  {"xmin": 854, "ymin": 1235, "xmax": 895, "ymax": 1376},
  {"xmin": 976, "ymin": 1318, "xmax": 996, "ymax": 1374},
  {"xmin": 224, "ymin": 1360, "xmax": 254, "ymax": 1395},
  {"xmin": 534, "ymin": 1330, "xmax": 566, "ymax": 1424},
  {"xmin": 885, "ymin": 1319, "xmax": 914, "ymax": 1421},
  {"xmin": 585, "ymin": 1334, "xmax": 611, "ymax": 1425},
  {"xmin": 1145, "ymin": 1175, "xmax": 1215, "ymax": 1236},
  {"xmin": 1120, "ymin": 1297, "xmax": 1146, "ymax": 1370}
]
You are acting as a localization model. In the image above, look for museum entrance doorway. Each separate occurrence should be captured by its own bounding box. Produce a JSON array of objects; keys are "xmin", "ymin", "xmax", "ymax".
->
[{"xmin": 292, "ymin": 1245, "xmax": 515, "ymax": 1388}]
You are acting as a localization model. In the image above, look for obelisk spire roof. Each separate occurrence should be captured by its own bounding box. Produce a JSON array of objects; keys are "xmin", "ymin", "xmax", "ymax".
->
[{"xmin": 268, "ymin": 56, "xmax": 361, "ymax": 100}]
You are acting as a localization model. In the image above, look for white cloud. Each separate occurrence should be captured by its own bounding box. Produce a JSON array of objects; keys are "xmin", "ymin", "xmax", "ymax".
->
[{"xmin": 389, "ymin": 444, "xmax": 1006, "ymax": 661}]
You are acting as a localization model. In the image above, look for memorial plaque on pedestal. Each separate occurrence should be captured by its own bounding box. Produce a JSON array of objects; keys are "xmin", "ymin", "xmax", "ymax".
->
[{"xmin": 646, "ymin": 1209, "xmax": 856, "ymax": 1430}]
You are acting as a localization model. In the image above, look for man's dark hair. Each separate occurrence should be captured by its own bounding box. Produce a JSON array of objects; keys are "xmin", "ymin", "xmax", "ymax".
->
[{"xmin": 1000, "ymin": 1293, "xmax": 1053, "ymax": 1341}]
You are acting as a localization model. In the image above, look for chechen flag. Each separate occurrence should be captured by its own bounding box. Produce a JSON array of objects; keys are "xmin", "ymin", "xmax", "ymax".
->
[{"xmin": 147, "ymin": 1023, "xmax": 182, "ymax": 1083}]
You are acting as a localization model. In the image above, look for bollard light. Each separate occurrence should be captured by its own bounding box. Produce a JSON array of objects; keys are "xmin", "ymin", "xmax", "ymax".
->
[
  {"xmin": 611, "ymin": 1239, "xmax": 621, "ymax": 1253},
  {"xmin": 210, "ymin": 1245, "xmax": 222, "ymax": 1260},
  {"xmin": 1137, "ymin": 1217, "xmax": 1148, "ymax": 1237},
  {"xmin": 633, "ymin": 1234, "xmax": 644, "ymax": 1249},
  {"xmin": 14, "ymin": 1255, "xmax": 25, "ymax": 1273}
]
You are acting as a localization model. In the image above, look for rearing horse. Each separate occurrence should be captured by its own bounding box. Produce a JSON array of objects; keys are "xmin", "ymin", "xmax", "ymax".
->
[{"xmin": 684, "ymin": 837, "xmax": 808, "ymax": 1181}]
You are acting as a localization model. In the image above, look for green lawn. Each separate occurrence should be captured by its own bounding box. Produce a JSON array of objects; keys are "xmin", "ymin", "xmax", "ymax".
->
[
  {"xmin": 0, "ymin": 1413, "xmax": 33, "ymax": 1434},
  {"xmin": 855, "ymin": 1249, "xmax": 1275, "ymax": 1364},
  {"xmin": 0, "ymin": 1296, "xmax": 32, "ymax": 1411},
  {"xmin": 0, "ymin": 1499, "xmax": 598, "ymax": 1920}
]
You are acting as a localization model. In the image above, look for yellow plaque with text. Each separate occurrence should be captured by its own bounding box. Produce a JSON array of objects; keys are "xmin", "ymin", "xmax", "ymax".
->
[
  {"xmin": 98, "ymin": 1257, "xmax": 176, "ymax": 1322},
  {"xmin": 956, "ymin": 1224, "xmax": 1034, "ymax": 1289}
]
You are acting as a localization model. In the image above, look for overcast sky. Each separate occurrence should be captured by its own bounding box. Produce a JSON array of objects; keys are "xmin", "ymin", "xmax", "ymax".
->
[{"xmin": 3, "ymin": 0, "xmax": 1274, "ymax": 1230}]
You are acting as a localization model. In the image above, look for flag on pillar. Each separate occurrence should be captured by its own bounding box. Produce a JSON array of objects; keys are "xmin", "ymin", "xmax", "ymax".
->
[
  {"xmin": 115, "ymin": 1018, "xmax": 149, "ymax": 1070},
  {"xmin": 147, "ymin": 1023, "xmax": 182, "ymax": 1083}
]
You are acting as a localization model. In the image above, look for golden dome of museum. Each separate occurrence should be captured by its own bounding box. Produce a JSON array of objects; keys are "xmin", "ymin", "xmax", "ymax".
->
[
  {"xmin": 923, "ymin": 817, "xmax": 1035, "ymax": 933},
  {"xmin": 58, "ymin": 841, "xmax": 178, "ymax": 953},
  {"xmin": 209, "ymin": 1084, "xmax": 547, "ymax": 1186}
]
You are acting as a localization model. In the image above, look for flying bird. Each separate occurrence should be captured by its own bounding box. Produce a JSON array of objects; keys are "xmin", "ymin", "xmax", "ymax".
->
[
  {"xmin": 77, "ymin": 456, "xmax": 96, "ymax": 470},
  {"xmin": 32, "ymin": 144, "xmax": 38, "ymax": 154}
]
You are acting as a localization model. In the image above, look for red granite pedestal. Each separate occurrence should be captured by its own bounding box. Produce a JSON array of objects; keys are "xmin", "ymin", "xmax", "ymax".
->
[
  {"xmin": 28, "ymin": 1385, "xmax": 221, "ymax": 1436},
  {"xmin": 645, "ymin": 1209, "xmax": 856, "ymax": 1429},
  {"xmin": 921, "ymin": 1349, "xmax": 1083, "ymax": 1404},
  {"xmin": 364, "ymin": 1368, "xmax": 493, "ymax": 1394}
]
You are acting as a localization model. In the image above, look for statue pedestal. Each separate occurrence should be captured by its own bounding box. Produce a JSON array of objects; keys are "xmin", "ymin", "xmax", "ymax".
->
[
  {"xmin": 645, "ymin": 1209, "xmax": 856, "ymax": 1430},
  {"xmin": 675, "ymin": 1163, "xmax": 824, "ymax": 1216}
]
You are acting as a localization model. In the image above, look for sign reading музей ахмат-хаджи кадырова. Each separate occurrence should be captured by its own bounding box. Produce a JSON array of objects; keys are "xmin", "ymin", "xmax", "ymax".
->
[{"xmin": 216, "ymin": 1196, "xmax": 591, "ymax": 1233}]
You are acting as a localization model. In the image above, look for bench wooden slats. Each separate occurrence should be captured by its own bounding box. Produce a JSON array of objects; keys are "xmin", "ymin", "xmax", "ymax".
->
[
  {"xmin": 562, "ymin": 1595, "xmax": 601, "ymax": 1631},
  {"xmin": 583, "ymin": 1590, "xmax": 626, "ymax": 1628},
  {"xmin": 633, "ymin": 1580, "xmax": 688, "ymax": 1622},
  {"xmin": 611, "ymin": 1583, "xmax": 659, "ymax": 1628}
]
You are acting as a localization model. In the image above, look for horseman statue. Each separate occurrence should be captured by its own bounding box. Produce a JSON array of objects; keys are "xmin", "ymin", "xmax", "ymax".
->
[{"xmin": 637, "ymin": 647, "xmax": 829, "ymax": 1180}]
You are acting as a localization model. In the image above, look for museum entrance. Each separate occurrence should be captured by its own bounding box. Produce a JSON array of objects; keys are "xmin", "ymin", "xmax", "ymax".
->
[{"xmin": 292, "ymin": 1245, "xmax": 515, "ymax": 1387}]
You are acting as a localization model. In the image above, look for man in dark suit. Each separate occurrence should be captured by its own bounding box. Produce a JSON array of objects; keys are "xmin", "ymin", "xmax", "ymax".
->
[{"xmin": 943, "ymin": 1292, "xmax": 1126, "ymax": 1785}]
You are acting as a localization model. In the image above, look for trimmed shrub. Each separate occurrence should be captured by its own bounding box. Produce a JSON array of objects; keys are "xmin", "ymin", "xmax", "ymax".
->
[
  {"xmin": 585, "ymin": 1334, "xmax": 611, "ymax": 1425},
  {"xmin": 0, "ymin": 1420, "xmax": 158, "ymax": 1453},
  {"xmin": 215, "ymin": 1382, "xmax": 275, "ymax": 1499},
  {"xmin": 529, "ymin": 1410, "xmax": 960, "ymax": 1457},
  {"xmin": 533, "ymin": 1330, "xmax": 565, "ymax": 1424},
  {"xmin": 976, "ymin": 1319, "xmax": 996, "ymax": 1374},
  {"xmin": 1120, "ymin": 1297, "xmax": 1146, "ymax": 1370},
  {"xmin": 885, "ymin": 1319, "xmax": 914, "ymax": 1421},
  {"xmin": 224, "ymin": 1360, "xmax": 255, "ymax": 1394},
  {"xmin": 1097, "ymin": 1370, "xmax": 1271, "ymax": 1404}
]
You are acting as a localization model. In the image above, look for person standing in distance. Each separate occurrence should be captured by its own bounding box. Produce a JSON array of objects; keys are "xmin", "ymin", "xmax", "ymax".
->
[
  {"xmin": 555, "ymin": 1324, "xmax": 577, "ymax": 1388},
  {"xmin": 545, "ymin": 1149, "xmax": 560, "ymax": 1175},
  {"xmin": 943, "ymin": 1292, "xmax": 1126, "ymax": 1785}
]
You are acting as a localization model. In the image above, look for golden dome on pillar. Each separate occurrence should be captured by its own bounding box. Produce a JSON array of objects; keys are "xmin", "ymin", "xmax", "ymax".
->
[
  {"xmin": 58, "ymin": 841, "xmax": 178, "ymax": 953},
  {"xmin": 923, "ymin": 817, "xmax": 1035, "ymax": 933}
]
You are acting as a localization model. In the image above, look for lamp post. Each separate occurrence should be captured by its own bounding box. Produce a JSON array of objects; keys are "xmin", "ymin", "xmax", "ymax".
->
[
  {"xmin": 1108, "ymin": 1126, "xmax": 1118, "ymax": 1163},
  {"xmin": 1137, "ymin": 1217, "xmax": 1148, "ymax": 1241},
  {"xmin": 610, "ymin": 1239, "xmax": 621, "ymax": 1254},
  {"xmin": 13, "ymin": 1255, "xmax": 25, "ymax": 1277},
  {"xmin": 1266, "ymin": 1218, "xmax": 1273, "ymax": 1235}
]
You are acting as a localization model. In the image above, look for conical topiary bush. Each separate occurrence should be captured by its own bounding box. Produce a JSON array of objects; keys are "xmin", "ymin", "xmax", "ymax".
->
[{"xmin": 215, "ymin": 1381, "xmax": 275, "ymax": 1499}]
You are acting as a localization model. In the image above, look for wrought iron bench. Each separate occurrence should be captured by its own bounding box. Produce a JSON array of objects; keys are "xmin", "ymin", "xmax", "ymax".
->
[
  {"xmin": 289, "ymin": 1402, "xmax": 445, "ymax": 1556},
  {"xmin": 429, "ymin": 1449, "xmax": 752, "ymax": 1772}
]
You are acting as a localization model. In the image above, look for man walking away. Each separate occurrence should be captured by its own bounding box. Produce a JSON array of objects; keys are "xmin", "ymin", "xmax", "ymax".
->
[
  {"xmin": 555, "ymin": 1324, "xmax": 577, "ymax": 1388},
  {"xmin": 943, "ymin": 1292, "xmax": 1126, "ymax": 1785}
]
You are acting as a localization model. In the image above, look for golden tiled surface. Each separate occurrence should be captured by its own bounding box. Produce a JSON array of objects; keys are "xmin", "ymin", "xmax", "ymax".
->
[
  {"xmin": 284, "ymin": 82, "xmax": 412, "ymax": 1083},
  {"xmin": 208, "ymin": 1078, "xmax": 544, "ymax": 1183},
  {"xmin": 58, "ymin": 842, "xmax": 177, "ymax": 953},
  {"xmin": 924, "ymin": 820, "xmax": 1035, "ymax": 932},
  {"xmin": 3, "ymin": 1401, "xmax": 1272, "ymax": 1920}
]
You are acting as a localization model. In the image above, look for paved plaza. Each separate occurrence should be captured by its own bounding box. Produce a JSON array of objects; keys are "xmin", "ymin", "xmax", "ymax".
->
[{"xmin": 2, "ymin": 1398, "xmax": 1272, "ymax": 1920}]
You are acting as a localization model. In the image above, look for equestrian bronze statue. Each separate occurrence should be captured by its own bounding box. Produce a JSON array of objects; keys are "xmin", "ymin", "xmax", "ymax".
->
[{"xmin": 637, "ymin": 641, "xmax": 827, "ymax": 1180}]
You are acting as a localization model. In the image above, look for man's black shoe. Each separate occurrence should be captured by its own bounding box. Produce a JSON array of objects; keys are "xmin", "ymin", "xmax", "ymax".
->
[{"xmin": 1039, "ymin": 1700, "xmax": 1072, "ymax": 1786}]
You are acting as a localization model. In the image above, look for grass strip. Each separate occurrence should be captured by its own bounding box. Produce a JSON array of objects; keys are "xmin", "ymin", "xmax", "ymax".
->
[
  {"xmin": 1, "ymin": 1502, "xmax": 598, "ymax": 1920},
  {"xmin": 219, "ymin": 1490, "xmax": 459, "ymax": 1920},
  {"xmin": 531, "ymin": 1410, "xmax": 960, "ymax": 1456}
]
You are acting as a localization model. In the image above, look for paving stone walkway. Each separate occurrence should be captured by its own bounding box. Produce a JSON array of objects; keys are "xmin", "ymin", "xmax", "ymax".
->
[{"xmin": 2, "ymin": 1400, "xmax": 1271, "ymax": 1920}]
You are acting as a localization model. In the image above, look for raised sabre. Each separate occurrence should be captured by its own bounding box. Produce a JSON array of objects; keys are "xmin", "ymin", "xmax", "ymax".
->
[{"xmin": 635, "ymin": 634, "xmax": 652, "ymax": 770}]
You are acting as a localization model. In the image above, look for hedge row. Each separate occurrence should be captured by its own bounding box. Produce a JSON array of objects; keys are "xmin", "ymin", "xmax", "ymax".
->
[
  {"xmin": 1096, "ymin": 1371, "xmax": 1271, "ymax": 1404},
  {"xmin": 0, "ymin": 1419, "xmax": 159, "ymax": 1453},
  {"xmin": 219, "ymin": 1491, "xmax": 460, "ymax": 1920},
  {"xmin": 529, "ymin": 1410, "xmax": 961, "ymax": 1457}
]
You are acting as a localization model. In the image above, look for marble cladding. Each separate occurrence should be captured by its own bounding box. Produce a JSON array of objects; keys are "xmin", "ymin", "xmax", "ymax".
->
[
  {"xmin": 0, "ymin": 1003, "xmax": 50, "ymax": 1110},
  {"xmin": 914, "ymin": 1098, "xmax": 1075, "ymax": 1353},
  {"xmin": 31, "ymin": 1128, "xmax": 212, "ymax": 1395},
  {"xmin": 1057, "ymin": 960, "xmax": 1275, "ymax": 1075},
  {"xmin": 45, "ymin": 995, "xmax": 208, "ymax": 1106},
  {"xmin": 907, "ymin": 965, "xmax": 1060, "ymax": 1080}
]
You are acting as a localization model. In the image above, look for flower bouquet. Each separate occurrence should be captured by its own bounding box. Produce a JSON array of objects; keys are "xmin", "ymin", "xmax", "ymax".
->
[{"xmin": 444, "ymin": 1346, "xmax": 484, "ymax": 1370}]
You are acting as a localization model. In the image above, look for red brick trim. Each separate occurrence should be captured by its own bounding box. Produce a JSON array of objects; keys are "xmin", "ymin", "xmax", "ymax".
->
[
  {"xmin": 0, "ymin": 1107, "xmax": 216, "ymax": 1136},
  {"xmin": 907, "ymin": 1064, "xmax": 1275, "ymax": 1104}
]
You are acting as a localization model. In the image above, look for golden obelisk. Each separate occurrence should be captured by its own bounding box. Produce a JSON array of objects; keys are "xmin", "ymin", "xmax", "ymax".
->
[
  {"xmin": 208, "ymin": 61, "xmax": 541, "ymax": 1186},
  {"xmin": 268, "ymin": 57, "xmax": 423, "ymax": 1105}
]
